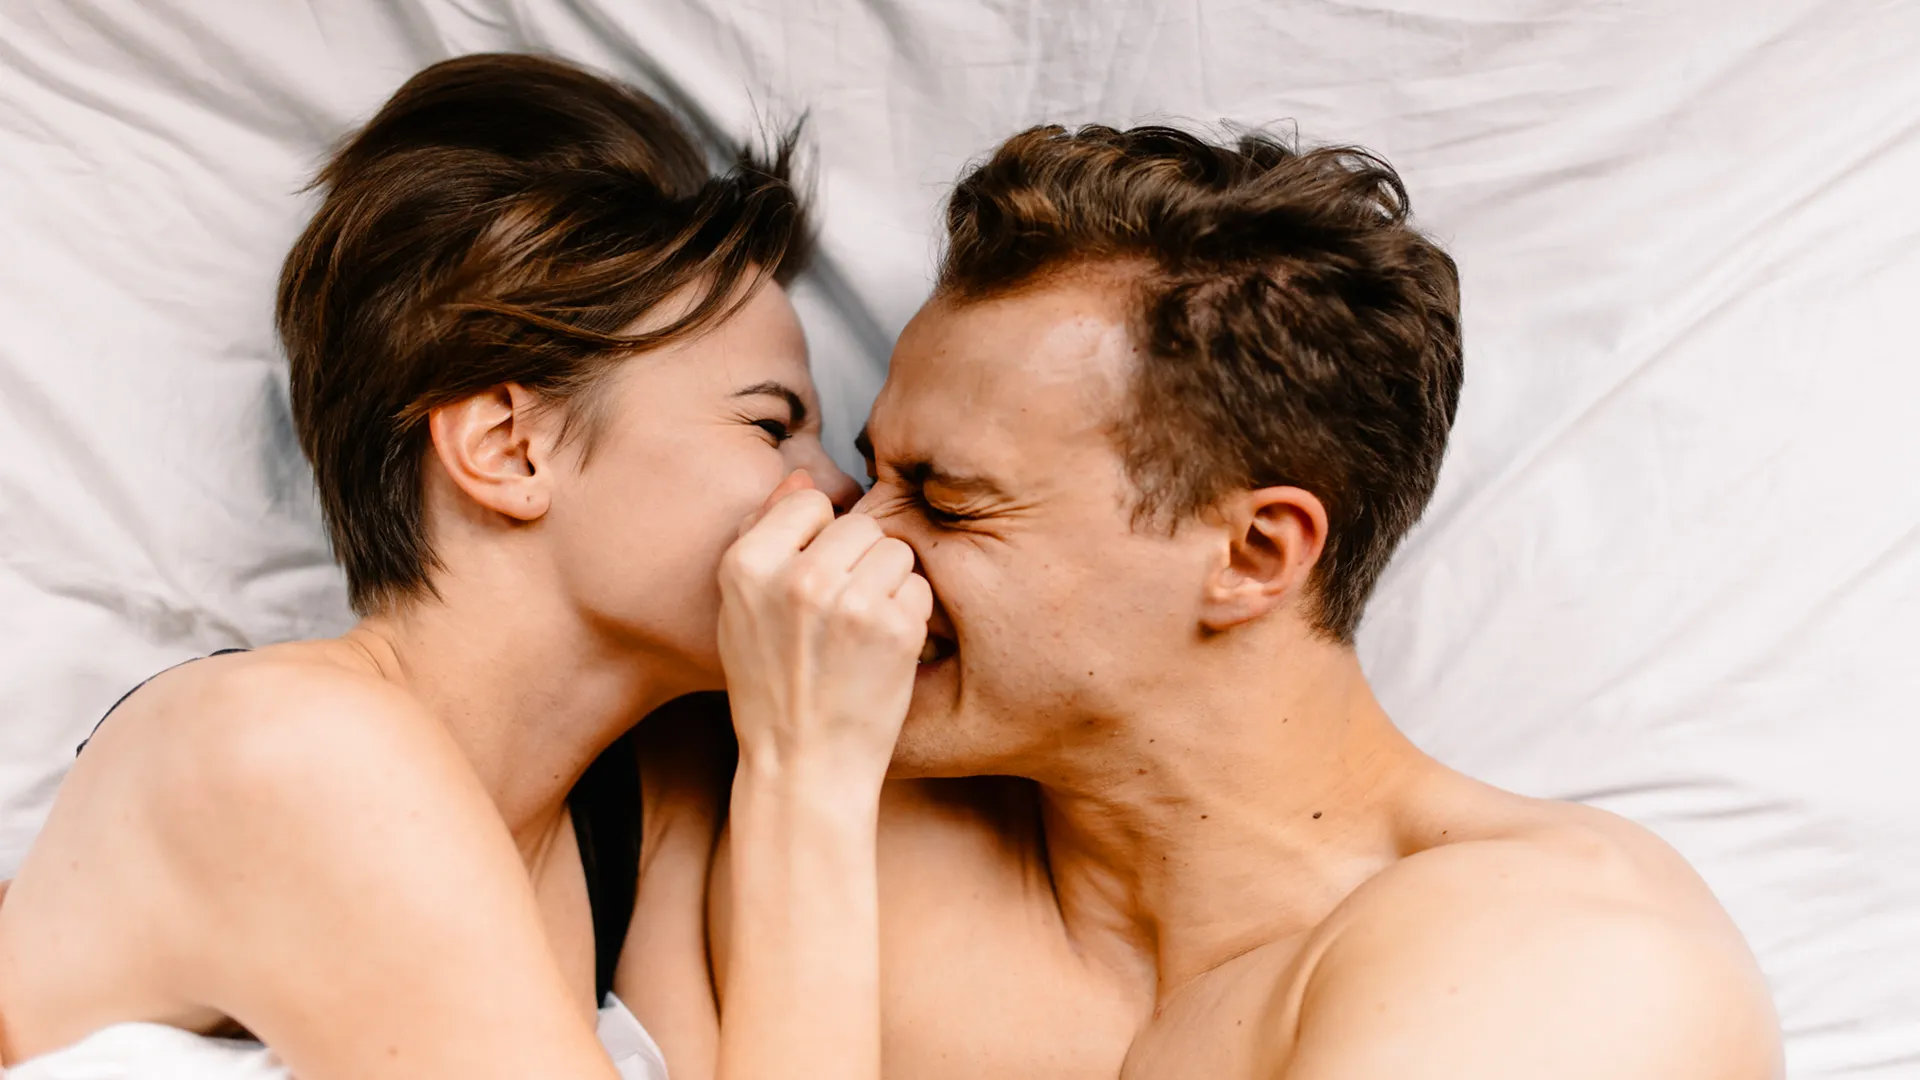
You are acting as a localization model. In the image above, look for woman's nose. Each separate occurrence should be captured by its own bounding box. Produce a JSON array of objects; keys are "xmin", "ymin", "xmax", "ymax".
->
[{"xmin": 812, "ymin": 456, "xmax": 864, "ymax": 515}]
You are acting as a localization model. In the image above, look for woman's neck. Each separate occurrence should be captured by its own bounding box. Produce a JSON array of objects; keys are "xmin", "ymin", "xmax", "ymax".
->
[{"xmin": 342, "ymin": 591, "xmax": 690, "ymax": 857}]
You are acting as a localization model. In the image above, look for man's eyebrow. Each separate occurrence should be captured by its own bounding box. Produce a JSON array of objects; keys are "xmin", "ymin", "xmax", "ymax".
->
[
  {"xmin": 733, "ymin": 381, "xmax": 809, "ymax": 428},
  {"xmin": 859, "ymin": 424, "xmax": 1008, "ymax": 498},
  {"xmin": 900, "ymin": 460, "xmax": 1010, "ymax": 499}
]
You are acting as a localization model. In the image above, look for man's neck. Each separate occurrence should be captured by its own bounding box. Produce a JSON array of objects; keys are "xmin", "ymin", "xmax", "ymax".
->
[
  {"xmin": 1028, "ymin": 636, "xmax": 1444, "ymax": 998},
  {"xmin": 343, "ymin": 575, "xmax": 691, "ymax": 865}
]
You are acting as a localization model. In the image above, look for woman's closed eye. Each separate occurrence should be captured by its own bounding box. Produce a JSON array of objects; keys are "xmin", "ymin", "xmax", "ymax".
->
[{"xmin": 752, "ymin": 417, "xmax": 794, "ymax": 444}]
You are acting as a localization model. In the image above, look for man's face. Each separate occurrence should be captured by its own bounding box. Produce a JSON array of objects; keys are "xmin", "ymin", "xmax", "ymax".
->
[{"xmin": 855, "ymin": 276, "xmax": 1218, "ymax": 778}]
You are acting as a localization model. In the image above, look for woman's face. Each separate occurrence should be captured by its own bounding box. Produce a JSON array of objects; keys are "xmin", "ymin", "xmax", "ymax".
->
[{"xmin": 542, "ymin": 280, "xmax": 859, "ymax": 685}]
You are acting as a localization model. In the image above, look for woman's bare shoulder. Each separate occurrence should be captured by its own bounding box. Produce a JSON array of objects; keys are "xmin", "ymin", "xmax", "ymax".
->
[
  {"xmin": 87, "ymin": 640, "xmax": 501, "ymax": 897},
  {"xmin": 2, "ymin": 640, "xmax": 611, "ymax": 1078},
  {"xmin": 0, "ymin": 640, "xmax": 538, "ymax": 1064},
  {"xmin": 109, "ymin": 639, "xmax": 415, "ymax": 733},
  {"xmin": 97, "ymin": 641, "xmax": 443, "ymax": 792}
]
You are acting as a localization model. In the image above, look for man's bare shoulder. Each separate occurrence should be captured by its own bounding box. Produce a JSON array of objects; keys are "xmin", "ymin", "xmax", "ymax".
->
[
  {"xmin": 1320, "ymin": 796, "xmax": 1734, "ymax": 936},
  {"xmin": 1274, "ymin": 799, "xmax": 1782, "ymax": 1079}
]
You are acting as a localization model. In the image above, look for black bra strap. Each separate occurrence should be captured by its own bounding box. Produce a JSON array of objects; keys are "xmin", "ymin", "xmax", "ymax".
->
[
  {"xmin": 77, "ymin": 648, "xmax": 250, "ymax": 756},
  {"xmin": 569, "ymin": 727, "xmax": 643, "ymax": 1003}
]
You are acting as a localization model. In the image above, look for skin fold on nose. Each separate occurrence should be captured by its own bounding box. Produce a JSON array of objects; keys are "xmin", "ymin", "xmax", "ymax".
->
[{"xmin": 848, "ymin": 484, "xmax": 886, "ymax": 518}]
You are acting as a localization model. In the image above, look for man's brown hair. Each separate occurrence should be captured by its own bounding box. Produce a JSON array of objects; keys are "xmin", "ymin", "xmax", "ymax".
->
[
  {"xmin": 938, "ymin": 124, "xmax": 1462, "ymax": 642},
  {"xmin": 278, "ymin": 53, "xmax": 809, "ymax": 614}
]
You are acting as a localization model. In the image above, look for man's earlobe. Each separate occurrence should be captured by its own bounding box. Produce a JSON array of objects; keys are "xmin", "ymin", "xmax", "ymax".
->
[
  {"xmin": 427, "ymin": 384, "xmax": 554, "ymax": 522},
  {"xmin": 1199, "ymin": 486, "xmax": 1329, "ymax": 632}
]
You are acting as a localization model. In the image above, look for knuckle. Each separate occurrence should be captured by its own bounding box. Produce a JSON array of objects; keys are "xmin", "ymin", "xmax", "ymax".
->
[
  {"xmin": 882, "ymin": 604, "xmax": 908, "ymax": 630},
  {"xmin": 903, "ymin": 582, "xmax": 935, "ymax": 621},
  {"xmin": 718, "ymin": 551, "xmax": 755, "ymax": 588},
  {"xmin": 835, "ymin": 590, "xmax": 876, "ymax": 621},
  {"xmin": 891, "ymin": 626, "xmax": 927, "ymax": 658},
  {"xmin": 737, "ymin": 554, "xmax": 783, "ymax": 590},
  {"xmin": 781, "ymin": 571, "xmax": 817, "ymax": 606},
  {"xmin": 785, "ymin": 567, "xmax": 836, "ymax": 609}
]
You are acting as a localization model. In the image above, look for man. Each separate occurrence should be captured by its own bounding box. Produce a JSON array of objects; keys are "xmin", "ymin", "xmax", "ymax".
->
[{"xmin": 689, "ymin": 123, "xmax": 1781, "ymax": 1078}]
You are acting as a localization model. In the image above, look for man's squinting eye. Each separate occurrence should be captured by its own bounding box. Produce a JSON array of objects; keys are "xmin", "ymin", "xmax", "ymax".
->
[
  {"xmin": 917, "ymin": 495, "xmax": 970, "ymax": 526},
  {"xmin": 753, "ymin": 418, "xmax": 794, "ymax": 444}
]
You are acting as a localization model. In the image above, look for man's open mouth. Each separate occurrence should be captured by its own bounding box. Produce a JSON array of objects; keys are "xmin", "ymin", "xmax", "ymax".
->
[{"xmin": 918, "ymin": 631, "xmax": 957, "ymax": 665}]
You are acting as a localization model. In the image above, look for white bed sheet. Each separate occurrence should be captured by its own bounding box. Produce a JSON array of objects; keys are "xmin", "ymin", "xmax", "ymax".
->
[{"xmin": 1, "ymin": 1, "xmax": 1915, "ymax": 1075}]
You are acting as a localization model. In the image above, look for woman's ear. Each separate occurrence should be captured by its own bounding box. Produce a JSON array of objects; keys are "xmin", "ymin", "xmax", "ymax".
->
[
  {"xmin": 1199, "ymin": 485, "xmax": 1329, "ymax": 632},
  {"xmin": 426, "ymin": 384, "xmax": 556, "ymax": 522}
]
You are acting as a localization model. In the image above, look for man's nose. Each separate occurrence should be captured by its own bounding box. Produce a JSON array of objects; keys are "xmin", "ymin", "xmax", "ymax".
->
[{"xmin": 848, "ymin": 483, "xmax": 883, "ymax": 518}]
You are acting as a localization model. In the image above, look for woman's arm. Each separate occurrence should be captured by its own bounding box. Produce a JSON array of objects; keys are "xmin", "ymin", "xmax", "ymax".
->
[
  {"xmin": 722, "ymin": 767, "xmax": 886, "ymax": 1078},
  {"xmin": 711, "ymin": 479, "xmax": 931, "ymax": 1080}
]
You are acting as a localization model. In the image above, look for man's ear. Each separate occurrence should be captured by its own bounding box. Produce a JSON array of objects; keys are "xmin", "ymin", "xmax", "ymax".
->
[
  {"xmin": 426, "ymin": 384, "xmax": 556, "ymax": 522},
  {"xmin": 1199, "ymin": 485, "xmax": 1329, "ymax": 632}
]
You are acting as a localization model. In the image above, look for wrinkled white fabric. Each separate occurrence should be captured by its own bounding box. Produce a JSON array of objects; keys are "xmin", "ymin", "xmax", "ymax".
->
[
  {"xmin": 2, "ymin": 995, "xmax": 669, "ymax": 1080},
  {"xmin": 0, "ymin": 2, "xmax": 1915, "ymax": 1076},
  {"xmin": 6, "ymin": 1024, "xmax": 280, "ymax": 1080}
]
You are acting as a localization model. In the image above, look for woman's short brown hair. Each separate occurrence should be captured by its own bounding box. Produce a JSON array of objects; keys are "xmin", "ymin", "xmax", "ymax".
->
[
  {"xmin": 938, "ymin": 124, "xmax": 1462, "ymax": 643},
  {"xmin": 277, "ymin": 53, "xmax": 809, "ymax": 614}
]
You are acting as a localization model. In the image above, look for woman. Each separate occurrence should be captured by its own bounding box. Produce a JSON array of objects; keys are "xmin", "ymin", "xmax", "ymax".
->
[{"xmin": 0, "ymin": 53, "xmax": 923, "ymax": 1080}]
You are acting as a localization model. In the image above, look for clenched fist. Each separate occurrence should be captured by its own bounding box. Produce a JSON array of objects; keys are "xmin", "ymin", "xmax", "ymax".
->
[{"xmin": 717, "ymin": 472, "xmax": 933, "ymax": 796}]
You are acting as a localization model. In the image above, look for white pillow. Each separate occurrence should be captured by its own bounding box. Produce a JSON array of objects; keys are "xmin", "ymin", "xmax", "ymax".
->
[{"xmin": 1, "ymin": 2, "xmax": 1913, "ymax": 1075}]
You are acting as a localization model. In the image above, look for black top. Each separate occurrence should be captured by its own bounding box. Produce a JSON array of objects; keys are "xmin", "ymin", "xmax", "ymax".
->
[
  {"xmin": 82, "ymin": 650, "xmax": 641, "ymax": 1003},
  {"xmin": 571, "ymin": 728, "xmax": 642, "ymax": 1001}
]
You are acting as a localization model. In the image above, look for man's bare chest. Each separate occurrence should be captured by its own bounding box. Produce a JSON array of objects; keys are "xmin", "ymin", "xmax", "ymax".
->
[
  {"xmin": 1119, "ymin": 942, "xmax": 1309, "ymax": 1080},
  {"xmin": 876, "ymin": 888, "xmax": 1139, "ymax": 1080},
  {"xmin": 871, "ymin": 781, "xmax": 1322, "ymax": 1080},
  {"xmin": 877, "ymin": 887, "xmax": 1309, "ymax": 1080}
]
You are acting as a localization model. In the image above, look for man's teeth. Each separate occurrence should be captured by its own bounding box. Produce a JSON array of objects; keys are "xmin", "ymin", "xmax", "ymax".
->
[{"xmin": 919, "ymin": 638, "xmax": 940, "ymax": 663}]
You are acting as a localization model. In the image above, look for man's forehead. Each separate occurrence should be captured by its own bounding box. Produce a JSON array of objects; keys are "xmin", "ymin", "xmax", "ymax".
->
[{"xmin": 869, "ymin": 278, "xmax": 1135, "ymax": 466}]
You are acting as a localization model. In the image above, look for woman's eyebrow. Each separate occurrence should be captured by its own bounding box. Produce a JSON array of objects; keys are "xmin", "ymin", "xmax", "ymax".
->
[{"xmin": 733, "ymin": 381, "xmax": 809, "ymax": 427}]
